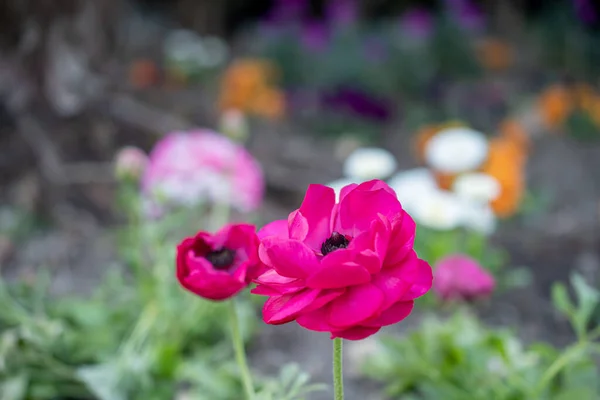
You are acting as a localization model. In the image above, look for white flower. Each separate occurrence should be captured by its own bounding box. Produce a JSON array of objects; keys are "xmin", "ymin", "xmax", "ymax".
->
[
  {"xmin": 387, "ymin": 168, "xmax": 438, "ymax": 214},
  {"xmin": 410, "ymin": 189, "xmax": 465, "ymax": 231},
  {"xmin": 343, "ymin": 147, "xmax": 397, "ymax": 180},
  {"xmin": 326, "ymin": 178, "xmax": 358, "ymax": 202},
  {"xmin": 424, "ymin": 127, "xmax": 489, "ymax": 173},
  {"xmin": 461, "ymin": 201, "xmax": 497, "ymax": 235},
  {"xmin": 453, "ymin": 172, "xmax": 501, "ymax": 203},
  {"xmin": 164, "ymin": 30, "xmax": 228, "ymax": 69}
]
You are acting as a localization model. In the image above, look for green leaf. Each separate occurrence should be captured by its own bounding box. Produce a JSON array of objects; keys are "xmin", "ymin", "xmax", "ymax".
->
[
  {"xmin": 571, "ymin": 274, "xmax": 600, "ymax": 337},
  {"xmin": 77, "ymin": 363, "xmax": 127, "ymax": 400},
  {"xmin": 551, "ymin": 283, "xmax": 574, "ymax": 318}
]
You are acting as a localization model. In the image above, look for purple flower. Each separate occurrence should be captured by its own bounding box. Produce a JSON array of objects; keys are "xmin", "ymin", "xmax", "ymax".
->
[
  {"xmin": 301, "ymin": 20, "xmax": 330, "ymax": 52},
  {"xmin": 573, "ymin": 0, "xmax": 598, "ymax": 24},
  {"xmin": 399, "ymin": 8, "xmax": 434, "ymax": 39},
  {"xmin": 444, "ymin": 0, "xmax": 485, "ymax": 32},
  {"xmin": 322, "ymin": 87, "xmax": 393, "ymax": 121},
  {"xmin": 326, "ymin": 0, "xmax": 358, "ymax": 27},
  {"xmin": 265, "ymin": 0, "xmax": 308, "ymax": 25}
]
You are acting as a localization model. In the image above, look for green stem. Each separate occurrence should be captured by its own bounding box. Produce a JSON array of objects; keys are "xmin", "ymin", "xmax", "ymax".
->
[
  {"xmin": 228, "ymin": 300, "xmax": 255, "ymax": 400},
  {"xmin": 333, "ymin": 337, "xmax": 344, "ymax": 400}
]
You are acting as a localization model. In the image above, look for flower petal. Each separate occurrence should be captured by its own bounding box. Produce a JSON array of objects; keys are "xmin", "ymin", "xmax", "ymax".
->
[
  {"xmin": 362, "ymin": 300, "xmax": 414, "ymax": 327},
  {"xmin": 328, "ymin": 283, "xmax": 384, "ymax": 328},
  {"xmin": 383, "ymin": 213, "xmax": 416, "ymax": 266},
  {"xmin": 262, "ymin": 289, "xmax": 321, "ymax": 324},
  {"xmin": 290, "ymin": 184, "xmax": 336, "ymax": 250},
  {"xmin": 258, "ymin": 219, "xmax": 289, "ymax": 239},
  {"xmin": 306, "ymin": 251, "xmax": 371, "ymax": 289},
  {"xmin": 259, "ymin": 238, "xmax": 319, "ymax": 278},
  {"xmin": 330, "ymin": 326, "xmax": 381, "ymax": 340},
  {"xmin": 296, "ymin": 307, "xmax": 334, "ymax": 332},
  {"xmin": 339, "ymin": 187, "xmax": 402, "ymax": 233}
]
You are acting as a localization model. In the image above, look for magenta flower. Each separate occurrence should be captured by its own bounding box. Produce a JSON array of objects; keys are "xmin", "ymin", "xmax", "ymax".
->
[
  {"xmin": 177, "ymin": 224, "xmax": 262, "ymax": 300},
  {"xmin": 252, "ymin": 180, "xmax": 433, "ymax": 340},
  {"xmin": 433, "ymin": 254, "xmax": 495, "ymax": 302},
  {"xmin": 141, "ymin": 129, "xmax": 264, "ymax": 214}
]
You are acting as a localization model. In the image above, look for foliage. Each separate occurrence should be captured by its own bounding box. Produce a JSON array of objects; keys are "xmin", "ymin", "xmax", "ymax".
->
[{"xmin": 365, "ymin": 273, "xmax": 600, "ymax": 400}]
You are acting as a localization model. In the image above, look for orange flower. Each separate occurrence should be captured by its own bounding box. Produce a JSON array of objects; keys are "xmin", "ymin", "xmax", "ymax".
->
[
  {"xmin": 537, "ymin": 84, "xmax": 572, "ymax": 130},
  {"xmin": 218, "ymin": 59, "xmax": 284, "ymax": 119},
  {"xmin": 480, "ymin": 137, "xmax": 526, "ymax": 218},
  {"xmin": 250, "ymin": 88, "xmax": 286, "ymax": 120},
  {"xmin": 476, "ymin": 37, "xmax": 514, "ymax": 71},
  {"xmin": 499, "ymin": 119, "xmax": 529, "ymax": 156}
]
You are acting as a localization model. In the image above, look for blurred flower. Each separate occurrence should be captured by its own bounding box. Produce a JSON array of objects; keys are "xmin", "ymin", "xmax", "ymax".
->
[
  {"xmin": 326, "ymin": 178, "xmax": 359, "ymax": 201},
  {"xmin": 480, "ymin": 137, "xmax": 526, "ymax": 218},
  {"xmin": 141, "ymin": 130, "xmax": 264, "ymax": 214},
  {"xmin": 410, "ymin": 189, "xmax": 465, "ymax": 231},
  {"xmin": 301, "ymin": 20, "xmax": 330, "ymax": 52},
  {"xmin": 387, "ymin": 168, "xmax": 438, "ymax": 214},
  {"xmin": 433, "ymin": 254, "xmax": 495, "ymax": 301},
  {"xmin": 326, "ymin": 0, "xmax": 358, "ymax": 27},
  {"xmin": 265, "ymin": 0, "xmax": 308, "ymax": 25},
  {"xmin": 129, "ymin": 59, "xmax": 161, "ymax": 89},
  {"xmin": 219, "ymin": 109, "xmax": 249, "ymax": 143},
  {"xmin": 413, "ymin": 122, "xmax": 466, "ymax": 164},
  {"xmin": 252, "ymin": 180, "xmax": 432, "ymax": 340},
  {"xmin": 424, "ymin": 126, "xmax": 489, "ymax": 174},
  {"xmin": 445, "ymin": 0, "xmax": 485, "ymax": 33},
  {"xmin": 322, "ymin": 87, "xmax": 393, "ymax": 121},
  {"xmin": 461, "ymin": 202, "xmax": 497, "ymax": 235},
  {"xmin": 476, "ymin": 37, "xmax": 514, "ymax": 71},
  {"xmin": 573, "ymin": 0, "xmax": 598, "ymax": 24},
  {"xmin": 399, "ymin": 8, "xmax": 434, "ymax": 40},
  {"xmin": 114, "ymin": 146, "xmax": 148, "ymax": 181},
  {"xmin": 219, "ymin": 59, "xmax": 285, "ymax": 119},
  {"xmin": 453, "ymin": 172, "xmax": 500, "ymax": 204},
  {"xmin": 499, "ymin": 119, "xmax": 529, "ymax": 155},
  {"xmin": 537, "ymin": 84, "xmax": 571, "ymax": 130},
  {"xmin": 176, "ymin": 223, "xmax": 262, "ymax": 300},
  {"xmin": 343, "ymin": 147, "xmax": 397, "ymax": 181}
]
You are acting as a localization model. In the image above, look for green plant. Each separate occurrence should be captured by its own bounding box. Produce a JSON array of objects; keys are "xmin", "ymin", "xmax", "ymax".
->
[{"xmin": 364, "ymin": 273, "xmax": 600, "ymax": 400}]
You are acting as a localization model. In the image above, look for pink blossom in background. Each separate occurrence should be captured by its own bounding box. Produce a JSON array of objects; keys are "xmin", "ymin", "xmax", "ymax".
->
[
  {"xmin": 433, "ymin": 254, "xmax": 495, "ymax": 302},
  {"xmin": 176, "ymin": 223, "xmax": 262, "ymax": 300},
  {"xmin": 114, "ymin": 146, "xmax": 148, "ymax": 181},
  {"xmin": 252, "ymin": 180, "xmax": 433, "ymax": 340},
  {"xmin": 141, "ymin": 129, "xmax": 264, "ymax": 214}
]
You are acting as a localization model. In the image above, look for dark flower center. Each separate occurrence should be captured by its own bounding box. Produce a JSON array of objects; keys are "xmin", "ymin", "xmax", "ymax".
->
[
  {"xmin": 321, "ymin": 232, "xmax": 350, "ymax": 255},
  {"xmin": 205, "ymin": 248, "xmax": 235, "ymax": 269}
]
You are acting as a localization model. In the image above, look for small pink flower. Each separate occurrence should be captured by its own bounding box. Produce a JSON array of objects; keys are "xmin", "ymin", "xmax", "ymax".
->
[
  {"xmin": 176, "ymin": 224, "xmax": 262, "ymax": 301},
  {"xmin": 433, "ymin": 254, "xmax": 495, "ymax": 301},
  {"xmin": 142, "ymin": 129, "xmax": 264, "ymax": 213},
  {"xmin": 252, "ymin": 180, "xmax": 433, "ymax": 340},
  {"xmin": 114, "ymin": 146, "xmax": 148, "ymax": 181}
]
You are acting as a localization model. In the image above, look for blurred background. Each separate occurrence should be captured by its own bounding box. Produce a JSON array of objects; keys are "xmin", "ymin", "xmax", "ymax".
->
[{"xmin": 1, "ymin": 0, "xmax": 600, "ymax": 399}]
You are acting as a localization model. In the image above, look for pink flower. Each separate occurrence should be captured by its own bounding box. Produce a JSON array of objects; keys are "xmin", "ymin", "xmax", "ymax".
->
[
  {"xmin": 252, "ymin": 180, "xmax": 433, "ymax": 340},
  {"xmin": 433, "ymin": 254, "xmax": 495, "ymax": 301},
  {"xmin": 114, "ymin": 146, "xmax": 148, "ymax": 181},
  {"xmin": 177, "ymin": 224, "xmax": 262, "ymax": 300},
  {"xmin": 141, "ymin": 129, "xmax": 264, "ymax": 214}
]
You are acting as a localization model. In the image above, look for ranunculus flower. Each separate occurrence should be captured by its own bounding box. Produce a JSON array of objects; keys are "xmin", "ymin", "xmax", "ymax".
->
[
  {"xmin": 433, "ymin": 254, "xmax": 495, "ymax": 301},
  {"xmin": 141, "ymin": 130, "xmax": 264, "ymax": 215},
  {"xmin": 177, "ymin": 223, "xmax": 261, "ymax": 300},
  {"xmin": 410, "ymin": 188, "xmax": 465, "ymax": 231},
  {"xmin": 252, "ymin": 180, "xmax": 433, "ymax": 340},
  {"xmin": 343, "ymin": 147, "xmax": 397, "ymax": 181},
  {"xmin": 453, "ymin": 172, "xmax": 501, "ymax": 204}
]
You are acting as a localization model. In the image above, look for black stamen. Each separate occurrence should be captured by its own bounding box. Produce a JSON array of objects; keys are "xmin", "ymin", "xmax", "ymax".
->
[
  {"xmin": 205, "ymin": 248, "xmax": 235, "ymax": 269},
  {"xmin": 321, "ymin": 232, "xmax": 350, "ymax": 255}
]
